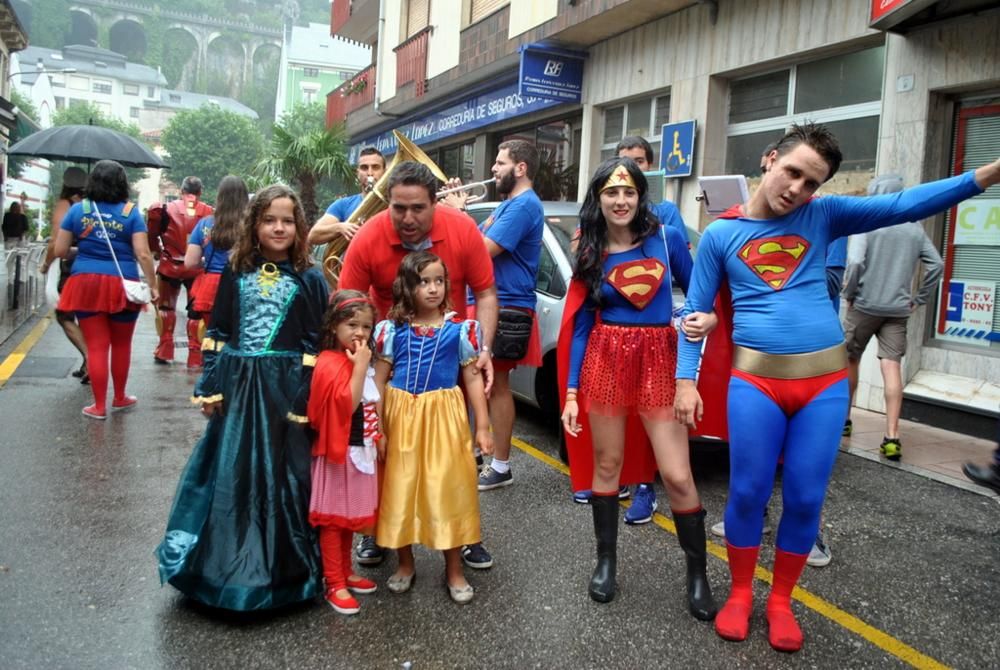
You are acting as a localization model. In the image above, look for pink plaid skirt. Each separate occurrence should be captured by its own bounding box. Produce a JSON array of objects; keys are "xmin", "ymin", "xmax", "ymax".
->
[{"xmin": 309, "ymin": 450, "xmax": 378, "ymax": 532}]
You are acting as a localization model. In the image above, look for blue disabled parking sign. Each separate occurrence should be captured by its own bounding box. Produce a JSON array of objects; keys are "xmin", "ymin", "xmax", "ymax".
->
[{"xmin": 660, "ymin": 120, "xmax": 696, "ymax": 178}]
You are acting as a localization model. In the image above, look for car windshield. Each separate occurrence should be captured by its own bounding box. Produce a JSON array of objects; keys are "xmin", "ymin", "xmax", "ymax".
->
[{"xmin": 542, "ymin": 215, "xmax": 579, "ymax": 257}]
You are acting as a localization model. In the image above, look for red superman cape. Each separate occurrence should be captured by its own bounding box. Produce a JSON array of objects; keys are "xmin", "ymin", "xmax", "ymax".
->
[
  {"xmin": 557, "ymin": 279, "xmax": 658, "ymax": 492},
  {"xmin": 307, "ymin": 349, "xmax": 357, "ymax": 463},
  {"xmin": 688, "ymin": 203, "xmax": 743, "ymax": 442}
]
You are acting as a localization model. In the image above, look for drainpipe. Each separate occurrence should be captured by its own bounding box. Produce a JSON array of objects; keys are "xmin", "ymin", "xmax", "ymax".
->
[{"xmin": 373, "ymin": 0, "xmax": 400, "ymax": 118}]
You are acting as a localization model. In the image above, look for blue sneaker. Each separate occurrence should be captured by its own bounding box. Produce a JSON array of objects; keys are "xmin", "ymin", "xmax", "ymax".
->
[
  {"xmin": 624, "ymin": 484, "xmax": 657, "ymax": 524},
  {"xmin": 573, "ymin": 486, "xmax": 630, "ymax": 504}
]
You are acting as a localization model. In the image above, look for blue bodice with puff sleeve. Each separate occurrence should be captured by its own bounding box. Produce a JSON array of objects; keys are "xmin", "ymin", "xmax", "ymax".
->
[{"xmin": 375, "ymin": 316, "xmax": 482, "ymax": 394}]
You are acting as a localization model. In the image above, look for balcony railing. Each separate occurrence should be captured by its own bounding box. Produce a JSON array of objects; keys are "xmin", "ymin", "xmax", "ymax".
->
[
  {"xmin": 394, "ymin": 27, "xmax": 430, "ymax": 98},
  {"xmin": 327, "ymin": 65, "xmax": 376, "ymax": 125}
]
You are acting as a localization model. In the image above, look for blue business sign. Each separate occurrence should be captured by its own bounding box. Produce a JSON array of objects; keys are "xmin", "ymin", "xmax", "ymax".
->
[
  {"xmin": 660, "ymin": 120, "xmax": 697, "ymax": 178},
  {"xmin": 349, "ymin": 81, "xmax": 567, "ymax": 162},
  {"xmin": 518, "ymin": 45, "xmax": 586, "ymax": 103}
]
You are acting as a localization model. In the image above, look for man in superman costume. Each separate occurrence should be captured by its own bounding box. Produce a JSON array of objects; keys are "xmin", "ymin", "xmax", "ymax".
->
[
  {"xmin": 557, "ymin": 157, "xmax": 718, "ymax": 619},
  {"xmin": 149, "ymin": 176, "xmax": 213, "ymax": 366},
  {"xmin": 674, "ymin": 122, "xmax": 1000, "ymax": 653}
]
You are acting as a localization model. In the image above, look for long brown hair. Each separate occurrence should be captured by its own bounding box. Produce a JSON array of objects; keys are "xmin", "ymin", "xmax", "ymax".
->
[
  {"xmin": 319, "ymin": 290, "xmax": 376, "ymax": 351},
  {"xmin": 209, "ymin": 175, "xmax": 248, "ymax": 251},
  {"xmin": 229, "ymin": 184, "xmax": 312, "ymax": 273},
  {"xmin": 387, "ymin": 251, "xmax": 451, "ymax": 324}
]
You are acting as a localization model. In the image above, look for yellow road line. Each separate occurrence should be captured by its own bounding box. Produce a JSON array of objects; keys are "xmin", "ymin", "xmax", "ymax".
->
[
  {"xmin": 511, "ymin": 436, "xmax": 950, "ymax": 670},
  {"xmin": 0, "ymin": 316, "xmax": 51, "ymax": 389}
]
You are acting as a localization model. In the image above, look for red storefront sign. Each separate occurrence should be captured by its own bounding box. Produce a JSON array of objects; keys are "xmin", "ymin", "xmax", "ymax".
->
[{"xmin": 871, "ymin": 0, "xmax": 912, "ymax": 22}]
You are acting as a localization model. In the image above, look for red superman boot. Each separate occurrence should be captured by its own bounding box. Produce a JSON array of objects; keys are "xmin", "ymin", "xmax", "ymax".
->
[
  {"xmin": 715, "ymin": 543, "xmax": 759, "ymax": 642},
  {"xmin": 766, "ymin": 548, "xmax": 809, "ymax": 652}
]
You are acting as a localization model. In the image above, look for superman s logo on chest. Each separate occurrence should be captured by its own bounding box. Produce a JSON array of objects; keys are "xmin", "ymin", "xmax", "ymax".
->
[
  {"xmin": 607, "ymin": 259, "xmax": 665, "ymax": 309},
  {"xmin": 737, "ymin": 235, "xmax": 810, "ymax": 290}
]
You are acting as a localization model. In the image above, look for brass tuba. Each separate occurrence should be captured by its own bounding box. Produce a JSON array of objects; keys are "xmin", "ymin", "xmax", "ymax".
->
[{"xmin": 322, "ymin": 130, "xmax": 448, "ymax": 288}]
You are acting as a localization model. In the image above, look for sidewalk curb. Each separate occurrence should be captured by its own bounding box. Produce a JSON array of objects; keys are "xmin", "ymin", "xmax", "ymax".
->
[
  {"xmin": 0, "ymin": 314, "xmax": 51, "ymax": 390},
  {"xmin": 842, "ymin": 444, "xmax": 1000, "ymax": 502}
]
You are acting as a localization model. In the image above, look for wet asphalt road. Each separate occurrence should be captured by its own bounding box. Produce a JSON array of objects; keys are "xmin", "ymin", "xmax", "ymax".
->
[{"xmin": 1, "ymin": 312, "xmax": 999, "ymax": 670}]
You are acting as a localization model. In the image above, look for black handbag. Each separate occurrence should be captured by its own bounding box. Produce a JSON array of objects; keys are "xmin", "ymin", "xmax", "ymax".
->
[{"xmin": 493, "ymin": 307, "xmax": 534, "ymax": 360}]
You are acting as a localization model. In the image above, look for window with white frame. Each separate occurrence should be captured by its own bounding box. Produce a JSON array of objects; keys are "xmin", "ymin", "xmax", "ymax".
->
[
  {"xmin": 69, "ymin": 75, "xmax": 88, "ymax": 91},
  {"xmin": 123, "ymin": 83, "xmax": 139, "ymax": 96},
  {"xmin": 92, "ymin": 79, "xmax": 112, "ymax": 95},
  {"xmin": 600, "ymin": 92, "xmax": 671, "ymax": 163},
  {"xmin": 130, "ymin": 106, "xmax": 140, "ymax": 118},
  {"xmin": 300, "ymin": 82, "xmax": 321, "ymax": 105},
  {"xmin": 725, "ymin": 45, "xmax": 884, "ymax": 178}
]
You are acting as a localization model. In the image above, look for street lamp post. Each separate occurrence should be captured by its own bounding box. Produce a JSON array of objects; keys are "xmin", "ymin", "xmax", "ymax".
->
[{"xmin": 7, "ymin": 67, "xmax": 77, "ymax": 81}]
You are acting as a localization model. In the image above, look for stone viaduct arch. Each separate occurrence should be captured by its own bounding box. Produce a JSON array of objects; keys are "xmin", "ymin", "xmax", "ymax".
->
[{"xmin": 65, "ymin": 0, "xmax": 281, "ymax": 96}]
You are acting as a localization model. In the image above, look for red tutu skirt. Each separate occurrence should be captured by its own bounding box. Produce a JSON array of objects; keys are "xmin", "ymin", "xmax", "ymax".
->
[
  {"xmin": 190, "ymin": 271, "xmax": 222, "ymax": 313},
  {"xmin": 57, "ymin": 273, "xmax": 141, "ymax": 314},
  {"xmin": 580, "ymin": 322, "xmax": 677, "ymax": 419}
]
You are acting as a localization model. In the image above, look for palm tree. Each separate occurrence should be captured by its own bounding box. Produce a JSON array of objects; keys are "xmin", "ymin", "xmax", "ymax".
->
[{"xmin": 256, "ymin": 103, "xmax": 354, "ymax": 224}]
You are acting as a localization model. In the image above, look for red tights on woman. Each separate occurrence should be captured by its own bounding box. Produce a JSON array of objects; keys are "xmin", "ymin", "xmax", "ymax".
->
[{"xmin": 78, "ymin": 313, "xmax": 137, "ymax": 414}]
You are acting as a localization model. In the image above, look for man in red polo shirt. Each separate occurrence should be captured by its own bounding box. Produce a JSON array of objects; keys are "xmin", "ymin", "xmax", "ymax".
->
[{"xmin": 339, "ymin": 160, "xmax": 499, "ymax": 570}]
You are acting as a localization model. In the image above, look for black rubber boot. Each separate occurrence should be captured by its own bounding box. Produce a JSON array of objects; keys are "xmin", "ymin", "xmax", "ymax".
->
[
  {"xmin": 963, "ymin": 461, "xmax": 1000, "ymax": 495},
  {"xmin": 673, "ymin": 508, "xmax": 718, "ymax": 621},
  {"xmin": 589, "ymin": 494, "xmax": 619, "ymax": 603}
]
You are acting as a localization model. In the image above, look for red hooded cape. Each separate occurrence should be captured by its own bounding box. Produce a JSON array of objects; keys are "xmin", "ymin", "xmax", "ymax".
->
[{"xmin": 307, "ymin": 350, "xmax": 357, "ymax": 463}]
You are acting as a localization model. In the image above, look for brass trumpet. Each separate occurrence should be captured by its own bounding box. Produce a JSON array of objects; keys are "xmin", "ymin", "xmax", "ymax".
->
[
  {"xmin": 321, "ymin": 130, "xmax": 448, "ymax": 289},
  {"xmin": 436, "ymin": 178, "xmax": 495, "ymax": 204}
]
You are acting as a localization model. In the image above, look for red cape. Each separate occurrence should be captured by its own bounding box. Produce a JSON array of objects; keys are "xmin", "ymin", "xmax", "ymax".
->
[
  {"xmin": 688, "ymin": 202, "xmax": 744, "ymax": 441},
  {"xmin": 557, "ymin": 279, "xmax": 658, "ymax": 492},
  {"xmin": 307, "ymin": 350, "xmax": 357, "ymax": 463}
]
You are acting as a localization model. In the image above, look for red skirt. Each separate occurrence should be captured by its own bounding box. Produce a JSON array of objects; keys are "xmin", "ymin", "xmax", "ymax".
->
[
  {"xmin": 57, "ymin": 273, "xmax": 141, "ymax": 314},
  {"xmin": 190, "ymin": 271, "xmax": 222, "ymax": 313},
  {"xmin": 580, "ymin": 322, "xmax": 677, "ymax": 419}
]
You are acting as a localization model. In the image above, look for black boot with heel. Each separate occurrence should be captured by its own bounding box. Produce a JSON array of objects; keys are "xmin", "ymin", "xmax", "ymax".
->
[
  {"xmin": 589, "ymin": 493, "xmax": 619, "ymax": 603},
  {"xmin": 673, "ymin": 508, "xmax": 718, "ymax": 621}
]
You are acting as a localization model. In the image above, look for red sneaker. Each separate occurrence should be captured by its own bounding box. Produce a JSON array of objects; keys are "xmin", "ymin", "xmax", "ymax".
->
[
  {"xmin": 111, "ymin": 396, "xmax": 138, "ymax": 411},
  {"xmin": 325, "ymin": 588, "xmax": 360, "ymax": 615},
  {"xmin": 82, "ymin": 405, "xmax": 106, "ymax": 420},
  {"xmin": 346, "ymin": 575, "xmax": 378, "ymax": 594}
]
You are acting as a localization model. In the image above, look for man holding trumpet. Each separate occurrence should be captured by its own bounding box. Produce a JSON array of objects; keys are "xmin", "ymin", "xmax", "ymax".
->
[{"xmin": 308, "ymin": 146, "xmax": 386, "ymax": 248}]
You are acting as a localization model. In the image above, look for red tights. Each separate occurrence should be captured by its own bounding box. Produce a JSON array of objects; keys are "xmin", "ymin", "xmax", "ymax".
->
[
  {"xmin": 318, "ymin": 527, "xmax": 356, "ymax": 590},
  {"xmin": 79, "ymin": 314, "xmax": 137, "ymax": 414}
]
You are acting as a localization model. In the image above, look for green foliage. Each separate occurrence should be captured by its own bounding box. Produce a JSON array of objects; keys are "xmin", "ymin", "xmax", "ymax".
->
[
  {"xmin": 51, "ymin": 102, "xmax": 151, "ymax": 185},
  {"xmin": 162, "ymin": 105, "xmax": 265, "ymax": 202},
  {"xmin": 26, "ymin": 0, "xmax": 69, "ymax": 49},
  {"xmin": 8, "ymin": 90, "xmax": 39, "ymax": 180},
  {"xmin": 256, "ymin": 103, "xmax": 354, "ymax": 223}
]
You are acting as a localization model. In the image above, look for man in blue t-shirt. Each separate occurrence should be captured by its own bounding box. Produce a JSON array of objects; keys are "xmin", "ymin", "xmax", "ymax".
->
[
  {"xmin": 473, "ymin": 139, "xmax": 545, "ymax": 495},
  {"xmin": 617, "ymin": 135, "xmax": 690, "ymax": 247},
  {"xmin": 308, "ymin": 147, "xmax": 386, "ymax": 249}
]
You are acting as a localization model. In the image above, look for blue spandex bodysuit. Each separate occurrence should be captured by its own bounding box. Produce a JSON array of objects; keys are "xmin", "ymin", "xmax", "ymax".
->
[{"xmin": 677, "ymin": 172, "xmax": 983, "ymax": 553}]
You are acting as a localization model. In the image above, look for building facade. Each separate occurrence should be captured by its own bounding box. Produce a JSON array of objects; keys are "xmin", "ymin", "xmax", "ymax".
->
[
  {"xmin": 274, "ymin": 22, "xmax": 371, "ymax": 121},
  {"xmin": 330, "ymin": 0, "xmax": 1000, "ymax": 435}
]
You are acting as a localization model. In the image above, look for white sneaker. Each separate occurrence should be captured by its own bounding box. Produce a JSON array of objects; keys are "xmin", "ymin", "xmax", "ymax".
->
[
  {"xmin": 807, "ymin": 536, "xmax": 832, "ymax": 568},
  {"xmin": 709, "ymin": 515, "xmax": 773, "ymax": 539}
]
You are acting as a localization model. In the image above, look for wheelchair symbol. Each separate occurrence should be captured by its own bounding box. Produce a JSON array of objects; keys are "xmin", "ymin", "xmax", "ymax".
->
[{"xmin": 665, "ymin": 130, "xmax": 688, "ymax": 172}]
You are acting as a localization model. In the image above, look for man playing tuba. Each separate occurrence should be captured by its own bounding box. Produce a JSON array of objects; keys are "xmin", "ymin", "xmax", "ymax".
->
[{"xmin": 308, "ymin": 147, "xmax": 386, "ymax": 252}]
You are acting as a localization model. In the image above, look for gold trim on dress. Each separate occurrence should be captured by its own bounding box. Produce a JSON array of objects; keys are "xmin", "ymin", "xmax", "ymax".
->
[
  {"xmin": 286, "ymin": 412, "xmax": 309, "ymax": 424},
  {"xmin": 460, "ymin": 355, "xmax": 479, "ymax": 368},
  {"xmin": 201, "ymin": 337, "xmax": 225, "ymax": 352},
  {"xmin": 732, "ymin": 343, "xmax": 847, "ymax": 380},
  {"xmin": 191, "ymin": 393, "xmax": 224, "ymax": 405}
]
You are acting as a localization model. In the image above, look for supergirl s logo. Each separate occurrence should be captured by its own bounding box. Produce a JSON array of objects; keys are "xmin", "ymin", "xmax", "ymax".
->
[
  {"xmin": 607, "ymin": 258, "xmax": 665, "ymax": 309},
  {"xmin": 738, "ymin": 235, "xmax": 810, "ymax": 290}
]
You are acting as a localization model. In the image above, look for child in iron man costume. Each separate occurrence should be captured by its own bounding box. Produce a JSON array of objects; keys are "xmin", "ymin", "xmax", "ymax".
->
[{"xmin": 148, "ymin": 177, "xmax": 213, "ymax": 367}]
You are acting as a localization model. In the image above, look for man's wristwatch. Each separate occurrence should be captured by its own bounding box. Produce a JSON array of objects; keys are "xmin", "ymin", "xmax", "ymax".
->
[{"xmin": 482, "ymin": 345, "xmax": 491, "ymax": 356}]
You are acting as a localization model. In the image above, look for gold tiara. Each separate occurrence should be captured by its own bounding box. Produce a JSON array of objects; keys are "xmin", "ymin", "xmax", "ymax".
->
[{"xmin": 600, "ymin": 164, "xmax": 637, "ymax": 193}]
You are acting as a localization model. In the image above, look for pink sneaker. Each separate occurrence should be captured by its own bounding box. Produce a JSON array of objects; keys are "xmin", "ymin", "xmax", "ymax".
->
[
  {"xmin": 82, "ymin": 405, "xmax": 106, "ymax": 420},
  {"xmin": 111, "ymin": 396, "xmax": 138, "ymax": 412}
]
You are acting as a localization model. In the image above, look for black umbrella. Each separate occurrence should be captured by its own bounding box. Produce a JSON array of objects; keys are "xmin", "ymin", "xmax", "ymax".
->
[{"xmin": 5, "ymin": 124, "xmax": 169, "ymax": 169}]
